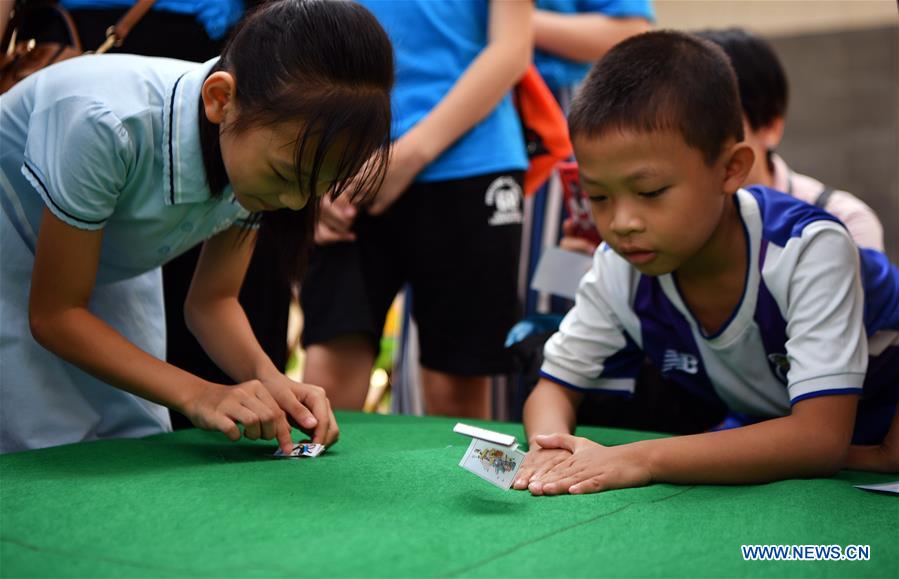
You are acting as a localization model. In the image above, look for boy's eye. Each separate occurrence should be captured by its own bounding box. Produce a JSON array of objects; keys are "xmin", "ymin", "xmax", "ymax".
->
[
  {"xmin": 588, "ymin": 195, "xmax": 608, "ymax": 203},
  {"xmin": 639, "ymin": 186, "xmax": 668, "ymax": 198}
]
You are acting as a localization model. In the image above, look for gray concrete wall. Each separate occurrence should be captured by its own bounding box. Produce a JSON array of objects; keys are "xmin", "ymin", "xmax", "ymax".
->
[{"xmin": 771, "ymin": 25, "xmax": 898, "ymax": 260}]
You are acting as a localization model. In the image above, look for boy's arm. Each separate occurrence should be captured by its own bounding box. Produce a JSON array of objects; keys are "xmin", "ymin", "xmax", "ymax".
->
[
  {"xmin": 523, "ymin": 378, "xmax": 582, "ymax": 442},
  {"xmin": 534, "ymin": 10, "xmax": 650, "ymax": 62},
  {"xmin": 184, "ymin": 226, "xmax": 338, "ymax": 445},
  {"xmin": 367, "ymin": 0, "xmax": 533, "ymax": 215},
  {"xmin": 531, "ymin": 394, "xmax": 858, "ymax": 495},
  {"xmin": 514, "ymin": 378, "xmax": 584, "ymax": 490}
]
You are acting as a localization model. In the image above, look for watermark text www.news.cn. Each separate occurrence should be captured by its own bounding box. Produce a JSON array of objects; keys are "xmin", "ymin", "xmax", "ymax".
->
[{"xmin": 741, "ymin": 545, "xmax": 871, "ymax": 561}]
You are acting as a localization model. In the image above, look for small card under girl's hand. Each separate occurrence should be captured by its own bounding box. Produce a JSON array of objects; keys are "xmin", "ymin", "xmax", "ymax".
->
[{"xmin": 273, "ymin": 442, "xmax": 325, "ymax": 458}]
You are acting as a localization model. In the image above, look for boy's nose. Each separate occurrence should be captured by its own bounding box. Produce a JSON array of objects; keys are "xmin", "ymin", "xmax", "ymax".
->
[{"xmin": 609, "ymin": 205, "xmax": 644, "ymax": 236}]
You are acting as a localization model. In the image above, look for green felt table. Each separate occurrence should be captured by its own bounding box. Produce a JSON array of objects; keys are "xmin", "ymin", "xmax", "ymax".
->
[{"xmin": 1, "ymin": 411, "xmax": 896, "ymax": 578}]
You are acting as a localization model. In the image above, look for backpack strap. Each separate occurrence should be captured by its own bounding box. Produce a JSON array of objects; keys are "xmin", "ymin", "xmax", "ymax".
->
[{"xmin": 814, "ymin": 186, "xmax": 835, "ymax": 209}]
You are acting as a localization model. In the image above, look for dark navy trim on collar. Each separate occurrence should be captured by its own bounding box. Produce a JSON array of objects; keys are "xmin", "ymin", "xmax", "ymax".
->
[{"xmin": 167, "ymin": 72, "xmax": 186, "ymax": 206}]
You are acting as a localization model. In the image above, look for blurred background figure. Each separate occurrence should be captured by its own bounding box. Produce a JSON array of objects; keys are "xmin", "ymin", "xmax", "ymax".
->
[{"xmin": 300, "ymin": 0, "xmax": 533, "ymax": 419}]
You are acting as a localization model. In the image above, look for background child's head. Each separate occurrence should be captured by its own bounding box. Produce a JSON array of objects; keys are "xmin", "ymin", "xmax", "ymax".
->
[
  {"xmin": 694, "ymin": 28, "xmax": 789, "ymax": 188},
  {"xmin": 202, "ymin": 0, "xmax": 394, "ymax": 282}
]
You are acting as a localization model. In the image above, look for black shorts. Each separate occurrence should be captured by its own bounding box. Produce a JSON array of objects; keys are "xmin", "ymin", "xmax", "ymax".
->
[{"xmin": 301, "ymin": 171, "xmax": 524, "ymax": 375}]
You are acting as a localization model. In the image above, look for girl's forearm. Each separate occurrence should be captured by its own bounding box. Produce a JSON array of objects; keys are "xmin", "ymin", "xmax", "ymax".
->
[
  {"xmin": 29, "ymin": 306, "xmax": 207, "ymax": 413},
  {"xmin": 184, "ymin": 296, "xmax": 279, "ymax": 383}
]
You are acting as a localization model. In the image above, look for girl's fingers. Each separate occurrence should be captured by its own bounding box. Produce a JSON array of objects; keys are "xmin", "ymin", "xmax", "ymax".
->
[
  {"xmin": 243, "ymin": 395, "xmax": 280, "ymax": 442},
  {"xmin": 213, "ymin": 414, "xmax": 241, "ymax": 442},
  {"xmin": 324, "ymin": 404, "xmax": 340, "ymax": 446},
  {"xmin": 227, "ymin": 404, "xmax": 261, "ymax": 440},
  {"xmin": 294, "ymin": 385, "xmax": 331, "ymax": 444}
]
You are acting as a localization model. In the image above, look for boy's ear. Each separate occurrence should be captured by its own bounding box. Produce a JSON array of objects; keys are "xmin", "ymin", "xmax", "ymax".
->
[
  {"xmin": 722, "ymin": 142, "xmax": 755, "ymax": 194},
  {"xmin": 201, "ymin": 71, "xmax": 237, "ymax": 125}
]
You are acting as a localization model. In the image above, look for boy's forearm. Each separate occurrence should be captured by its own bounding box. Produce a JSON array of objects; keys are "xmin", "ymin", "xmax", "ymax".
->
[
  {"xmin": 523, "ymin": 379, "xmax": 582, "ymax": 443},
  {"xmin": 635, "ymin": 403, "xmax": 854, "ymax": 485}
]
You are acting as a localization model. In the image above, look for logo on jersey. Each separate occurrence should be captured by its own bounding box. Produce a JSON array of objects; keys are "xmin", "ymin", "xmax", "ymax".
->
[
  {"xmin": 767, "ymin": 353, "xmax": 790, "ymax": 383},
  {"xmin": 485, "ymin": 176, "xmax": 523, "ymax": 226},
  {"xmin": 661, "ymin": 349, "xmax": 699, "ymax": 375}
]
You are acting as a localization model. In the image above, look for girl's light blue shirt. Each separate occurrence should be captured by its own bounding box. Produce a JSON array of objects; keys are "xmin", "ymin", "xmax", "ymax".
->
[{"xmin": 0, "ymin": 54, "xmax": 250, "ymax": 284}]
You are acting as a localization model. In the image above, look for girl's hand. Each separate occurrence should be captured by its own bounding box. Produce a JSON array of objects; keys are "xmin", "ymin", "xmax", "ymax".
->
[
  {"xmin": 184, "ymin": 380, "xmax": 295, "ymax": 454},
  {"xmin": 511, "ymin": 440, "xmax": 572, "ymax": 490},
  {"xmin": 526, "ymin": 433, "xmax": 652, "ymax": 496},
  {"xmin": 315, "ymin": 195, "xmax": 357, "ymax": 245},
  {"xmin": 258, "ymin": 375, "xmax": 340, "ymax": 447}
]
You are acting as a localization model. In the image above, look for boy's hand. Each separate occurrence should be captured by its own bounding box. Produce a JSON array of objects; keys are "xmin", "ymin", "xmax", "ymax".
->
[
  {"xmin": 511, "ymin": 440, "xmax": 572, "ymax": 490},
  {"xmin": 259, "ymin": 374, "xmax": 340, "ymax": 447},
  {"xmin": 527, "ymin": 433, "xmax": 652, "ymax": 495},
  {"xmin": 183, "ymin": 380, "xmax": 296, "ymax": 454}
]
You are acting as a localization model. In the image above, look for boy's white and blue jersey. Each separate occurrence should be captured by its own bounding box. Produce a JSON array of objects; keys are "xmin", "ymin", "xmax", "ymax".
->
[{"xmin": 541, "ymin": 187, "xmax": 899, "ymax": 443}]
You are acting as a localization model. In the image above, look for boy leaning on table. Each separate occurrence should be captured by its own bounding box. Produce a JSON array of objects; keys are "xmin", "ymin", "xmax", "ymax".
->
[{"xmin": 516, "ymin": 30, "xmax": 899, "ymax": 496}]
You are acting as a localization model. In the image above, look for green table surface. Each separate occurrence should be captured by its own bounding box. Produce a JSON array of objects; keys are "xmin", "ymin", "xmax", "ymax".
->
[{"xmin": 1, "ymin": 411, "xmax": 896, "ymax": 578}]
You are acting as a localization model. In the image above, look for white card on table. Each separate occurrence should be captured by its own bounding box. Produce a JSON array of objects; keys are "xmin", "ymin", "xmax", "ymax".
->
[
  {"xmin": 273, "ymin": 442, "xmax": 325, "ymax": 458},
  {"xmin": 458, "ymin": 438, "xmax": 525, "ymax": 490},
  {"xmin": 855, "ymin": 481, "xmax": 899, "ymax": 495},
  {"xmin": 453, "ymin": 423, "xmax": 517, "ymax": 447}
]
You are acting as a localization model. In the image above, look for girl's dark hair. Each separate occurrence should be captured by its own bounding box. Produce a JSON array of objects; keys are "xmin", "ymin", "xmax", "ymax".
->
[
  {"xmin": 199, "ymin": 0, "xmax": 393, "ymax": 284},
  {"xmin": 568, "ymin": 30, "xmax": 744, "ymax": 166},
  {"xmin": 694, "ymin": 28, "xmax": 788, "ymax": 132}
]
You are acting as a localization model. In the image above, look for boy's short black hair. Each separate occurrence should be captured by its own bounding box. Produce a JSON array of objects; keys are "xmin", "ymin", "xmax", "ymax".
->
[
  {"xmin": 694, "ymin": 28, "xmax": 789, "ymax": 131},
  {"xmin": 568, "ymin": 30, "xmax": 744, "ymax": 165}
]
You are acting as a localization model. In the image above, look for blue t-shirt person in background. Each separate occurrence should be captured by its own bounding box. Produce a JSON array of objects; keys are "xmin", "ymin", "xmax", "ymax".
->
[
  {"xmin": 61, "ymin": 0, "xmax": 244, "ymax": 41},
  {"xmin": 534, "ymin": 0, "xmax": 654, "ymax": 93},
  {"xmin": 301, "ymin": 0, "xmax": 532, "ymax": 420}
]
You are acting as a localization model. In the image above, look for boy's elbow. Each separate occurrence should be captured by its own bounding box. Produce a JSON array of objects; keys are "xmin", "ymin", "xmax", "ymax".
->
[{"xmin": 807, "ymin": 436, "xmax": 851, "ymax": 478}]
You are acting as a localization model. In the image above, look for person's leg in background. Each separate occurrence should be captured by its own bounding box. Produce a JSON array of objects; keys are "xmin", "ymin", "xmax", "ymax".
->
[
  {"xmin": 300, "ymin": 204, "xmax": 408, "ymax": 411},
  {"xmin": 413, "ymin": 172, "xmax": 524, "ymax": 420},
  {"xmin": 303, "ymin": 336, "xmax": 374, "ymax": 411}
]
